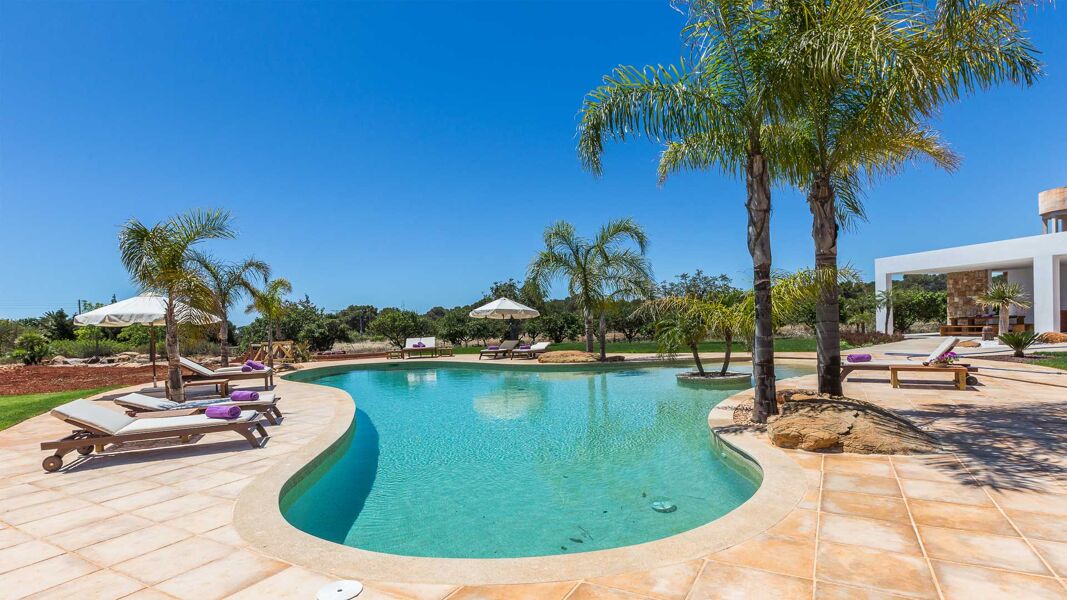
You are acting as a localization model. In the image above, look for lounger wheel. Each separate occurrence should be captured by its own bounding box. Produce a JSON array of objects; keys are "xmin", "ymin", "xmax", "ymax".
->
[
  {"xmin": 76, "ymin": 445, "xmax": 94, "ymax": 455},
  {"xmin": 42, "ymin": 455, "xmax": 63, "ymax": 472},
  {"xmin": 966, "ymin": 375, "xmax": 978, "ymax": 386}
]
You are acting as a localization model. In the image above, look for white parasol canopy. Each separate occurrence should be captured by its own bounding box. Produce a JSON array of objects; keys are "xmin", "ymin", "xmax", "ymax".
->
[
  {"xmin": 74, "ymin": 293, "xmax": 219, "ymax": 328},
  {"xmin": 74, "ymin": 293, "xmax": 220, "ymax": 387},
  {"xmin": 468, "ymin": 298, "xmax": 540, "ymax": 320}
]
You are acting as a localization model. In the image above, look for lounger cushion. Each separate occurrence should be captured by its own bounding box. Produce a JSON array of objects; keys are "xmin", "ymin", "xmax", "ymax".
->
[
  {"xmin": 215, "ymin": 365, "xmax": 273, "ymax": 374},
  {"xmin": 116, "ymin": 393, "xmax": 278, "ymax": 411},
  {"xmin": 117, "ymin": 410, "xmax": 258, "ymax": 434},
  {"xmin": 115, "ymin": 394, "xmax": 181, "ymax": 411},
  {"xmin": 52, "ymin": 400, "xmax": 135, "ymax": 435},
  {"xmin": 179, "ymin": 356, "xmax": 217, "ymax": 377},
  {"xmin": 924, "ymin": 337, "xmax": 959, "ymax": 363}
]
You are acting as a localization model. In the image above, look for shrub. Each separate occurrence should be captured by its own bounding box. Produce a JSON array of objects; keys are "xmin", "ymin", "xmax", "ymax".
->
[
  {"xmin": 998, "ymin": 331, "xmax": 1039, "ymax": 358},
  {"xmin": 12, "ymin": 332, "xmax": 50, "ymax": 364},
  {"xmin": 48, "ymin": 339, "xmax": 134, "ymax": 358},
  {"xmin": 840, "ymin": 331, "xmax": 904, "ymax": 348}
]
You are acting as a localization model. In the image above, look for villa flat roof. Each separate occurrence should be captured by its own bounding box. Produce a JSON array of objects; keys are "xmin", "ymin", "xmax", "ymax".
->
[{"xmin": 875, "ymin": 231, "xmax": 1067, "ymax": 275}]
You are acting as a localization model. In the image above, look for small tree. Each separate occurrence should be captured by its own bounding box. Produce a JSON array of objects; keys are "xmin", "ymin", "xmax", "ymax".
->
[
  {"xmin": 368, "ymin": 309, "xmax": 422, "ymax": 349},
  {"xmin": 192, "ymin": 253, "xmax": 270, "ymax": 366},
  {"xmin": 978, "ymin": 282, "xmax": 1031, "ymax": 338},
  {"xmin": 245, "ymin": 278, "xmax": 293, "ymax": 370},
  {"xmin": 875, "ymin": 289, "xmax": 896, "ymax": 333}
]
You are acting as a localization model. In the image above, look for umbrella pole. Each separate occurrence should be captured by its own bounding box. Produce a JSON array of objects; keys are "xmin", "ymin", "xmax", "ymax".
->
[{"xmin": 150, "ymin": 326, "xmax": 158, "ymax": 388}]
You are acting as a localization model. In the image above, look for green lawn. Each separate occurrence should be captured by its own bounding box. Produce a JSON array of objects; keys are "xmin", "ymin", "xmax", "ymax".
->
[
  {"xmin": 0, "ymin": 387, "xmax": 120, "ymax": 431},
  {"xmin": 452, "ymin": 337, "xmax": 825, "ymax": 355},
  {"xmin": 1031, "ymin": 352, "xmax": 1067, "ymax": 371}
]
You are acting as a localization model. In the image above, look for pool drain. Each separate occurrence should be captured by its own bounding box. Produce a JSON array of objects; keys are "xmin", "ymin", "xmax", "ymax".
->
[
  {"xmin": 317, "ymin": 580, "xmax": 364, "ymax": 599},
  {"xmin": 651, "ymin": 500, "xmax": 677, "ymax": 513}
]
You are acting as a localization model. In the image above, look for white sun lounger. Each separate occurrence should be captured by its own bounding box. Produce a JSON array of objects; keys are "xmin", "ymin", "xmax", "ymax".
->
[
  {"xmin": 40, "ymin": 399, "xmax": 268, "ymax": 472},
  {"xmin": 841, "ymin": 337, "xmax": 968, "ymax": 378},
  {"xmin": 113, "ymin": 392, "xmax": 283, "ymax": 425}
]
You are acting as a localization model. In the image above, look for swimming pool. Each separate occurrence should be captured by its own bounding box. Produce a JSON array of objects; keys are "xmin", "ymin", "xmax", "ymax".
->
[{"xmin": 281, "ymin": 362, "xmax": 810, "ymax": 559}]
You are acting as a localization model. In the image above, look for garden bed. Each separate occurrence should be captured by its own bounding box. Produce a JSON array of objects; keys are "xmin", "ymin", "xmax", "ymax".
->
[{"xmin": 0, "ymin": 365, "xmax": 155, "ymax": 395}]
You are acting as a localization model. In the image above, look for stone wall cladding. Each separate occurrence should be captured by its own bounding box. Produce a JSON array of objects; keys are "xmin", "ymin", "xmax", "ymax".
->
[{"xmin": 946, "ymin": 270, "xmax": 990, "ymax": 319}]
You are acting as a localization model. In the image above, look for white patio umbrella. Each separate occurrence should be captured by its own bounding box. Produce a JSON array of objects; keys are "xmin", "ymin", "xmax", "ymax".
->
[
  {"xmin": 74, "ymin": 293, "xmax": 220, "ymax": 387},
  {"xmin": 469, "ymin": 298, "xmax": 540, "ymax": 340}
]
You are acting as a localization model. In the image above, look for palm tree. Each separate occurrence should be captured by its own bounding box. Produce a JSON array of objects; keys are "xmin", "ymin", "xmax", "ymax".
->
[
  {"xmin": 191, "ymin": 253, "xmax": 271, "ymax": 366},
  {"xmin": 578, "ymin": 0, "xmax": 788, "ymax": 422},
  {"xmin": 978, "ymin": 282, "xmax": 1031, "ymax": 339},
  {"xmin": 875, "ymin": 289, "xmax": 896, "ymax": 334},
  {"xmin": 767, "ymin": 0, "xmax": 1038, "ymax": 396},
  {"xmin": 645, "ymin": 294, "xmax": 747, "ymax": 377},
  {"xmin": 245, "ymin": 277, "xmax": 293, "ymax": 370},
  {"xmin": 527, "ymin": 219, "xmax": 653, "ymax": 359},
  {"xmin": 119, "ymin": 209, "xmax": 235, "ymax": 400}
]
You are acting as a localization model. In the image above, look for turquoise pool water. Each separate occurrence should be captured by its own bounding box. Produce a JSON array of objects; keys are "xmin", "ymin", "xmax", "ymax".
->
[{"xmin": 282, "ymin": 362, "xmax": 810, "ymax": 558}]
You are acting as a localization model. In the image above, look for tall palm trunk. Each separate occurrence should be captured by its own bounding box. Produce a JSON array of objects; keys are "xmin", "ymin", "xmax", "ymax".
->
[
  {"xmin": 584, "ymin": 307, "xmax": 594, "ymax": 353},
  {"xmin": 164, "ymin": 294, "xmax": 183, "ymax": 401},
  {"xmin": 721, "ymin": 331, "xmax": 733, "ymax": 376},
  {"xmin": 219, "ymin": 313, "xmax": 230, "ymax": 367},
  {"xmin": 266, "ymin": 320, "xmax": 275, "ymax": 370},
  {"xmin": 691, "ymin": 343, "xmax": 705, "ymax": 375},
  {"xmin": 747, "ymin": 150, "xmax": 777, "ymax": 423},
  {"xmin": 998, "ymin": 303, "xmax": 1010, "ymax": 337},
  {"xmin": 810, "ymin": 174, "xmax": 843, "ymax": 396},
  {"xmin": 598, "ymin": 312, "xmax": 608, "ymax": 360}
]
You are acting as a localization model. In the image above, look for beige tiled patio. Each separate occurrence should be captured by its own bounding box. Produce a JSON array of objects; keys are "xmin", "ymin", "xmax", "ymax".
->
[{"xmin": 0, "ymin": 354, "xmax": 1064, "ymax": 599}]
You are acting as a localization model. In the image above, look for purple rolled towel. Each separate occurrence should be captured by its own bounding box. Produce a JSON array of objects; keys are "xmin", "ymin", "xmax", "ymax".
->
[
  {"xmin": 414, "ymin": 342, "xmax": 425, "ymax": 348},
  {"xmin": 519, "ymin": 344, "xmax": 531, "ymax": 350},
  {"xmin": 241, "ymin": 365, "xmax": 253, "ymax": 372},
  {"xmin": 488, "ymin": 345, "xmax": 499, "ymax": 350},
  {"xmin": 846, "ymin": 353, "xmax": 872, "ymax": 363},
  {"xmin": 245, "ymin": 360, "xmax": 266, "ymax": 370},
  {"xmin": 230, "ymin": 390, "xmax": 259, "ymax": 402},
  {"xmin": 205, "ymin": 405, "xmax": 241, "ymax": 419}
]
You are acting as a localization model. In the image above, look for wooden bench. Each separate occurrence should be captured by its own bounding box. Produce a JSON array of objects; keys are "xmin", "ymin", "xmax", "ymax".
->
[
  {"xmin": 889, "ymin": 365, "xmax": 969, "ymax": 391},
  {"xmin": 387, "ymin": 350, "xmax": 403, "ymax": 360}
]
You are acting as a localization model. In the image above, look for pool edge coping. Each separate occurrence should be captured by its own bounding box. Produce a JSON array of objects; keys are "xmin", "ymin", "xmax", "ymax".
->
[{"xmin": 233, "ymin": 358, "xmax": 810, "ymax": 584}]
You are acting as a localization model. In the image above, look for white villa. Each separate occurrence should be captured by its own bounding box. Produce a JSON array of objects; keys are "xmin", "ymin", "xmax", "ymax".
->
[{"xmin": 875, "ymin": 187, "xmax": 1067, "ymax": 335}]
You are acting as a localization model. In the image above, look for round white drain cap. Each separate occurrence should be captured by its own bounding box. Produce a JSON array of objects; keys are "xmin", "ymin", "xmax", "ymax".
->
[{"xmin": 317, "ymin": 580, "xmax": 364, "ymax": 600}]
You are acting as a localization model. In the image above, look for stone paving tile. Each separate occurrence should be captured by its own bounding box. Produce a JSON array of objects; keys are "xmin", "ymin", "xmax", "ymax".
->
[
  {"xmin": 707, "ymin": 533, "xmax": 815, "ymax": 579},
  {"xmin": 76, "ymin": 524, "xmax": 191, "ymax": 567},
  {"xmin": 444, "ymin": 581, "xmax": 578, "ymax": 600},
  {"xmin": 917, "ymin": 525, "xmax": 1051, "ymax": 575},
  {"xmin": 813, "ymin": 581, "xmax": 911, "ymax": 599},
  {"xmin": 820, "ymin": 490, "xmax": 910, "ymax": 523},
  {"xmin": 815, "ymin": 541, "xmax": 938, "ymax": 599},
  {"xmin": 898, "ymin": 479, "xmax": 991, "ymax": 506},
  {"xmin": 223, "ymin": 566, "xmax": 335, "ymax": 600},
  {"xmin": 0, "ymin": 553, "xmax": 98, "ymax": 598},
  {"xmin": 153, "ymin": 549, "xmax": 287, "ymax": 600},
  {"xmin": 1008, "ymin": 509, "xmax": 1067, "ymax": 543},
  {"xmin": 1031, "ymin": 539, "xmax": 1067, "ymax": 577},
  {"xmin": 23, "ymin": 568, "xmax": 144, "ymax": 600},
  {"xmin": 0, "ymin": 526, "xmax": 32, "ymax": 551},
  {"xmin": 17, "ymin": 503, "xmax": 117, "ymax": 538},
  {"xmin": 818, "ymin": 513, "xmax": 922, "ymax": 555},
  {"xmin": 366, "ymin": 581, "xmax": 460, "ymax": 600},
  {"xmin": 112, "ymin": 536, "xmax": 234, "ymax": 585},
  {"xmin": 588, "ymin": 559, "xmax": 701, "ymax": 600},
  {"xmin": 48, "ymin": 513, "xmax": 155, "ymax": 551},
  {"xmin": 822, "ymin": 473, "xmax": 901, "ymax": 497},
  {"xmin": 0, "ymin": 540, "xmax": 64, "ymax": 576},
  {"xmin": 930, "ymin": 560, "xmax": 1067, "ymax": 599},
  {"xmin": 906, "ymin": 499, "xmax": 1016, "ymax": 535},
  {"xmin": 694, "ymin": 560, "xmax": 812, "ymax": 599}
]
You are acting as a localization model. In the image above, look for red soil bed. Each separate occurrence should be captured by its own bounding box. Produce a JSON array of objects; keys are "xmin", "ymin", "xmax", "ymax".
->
[{"xmin": 0, "ymin": 365, "xmax": 156, "ymax": 396}]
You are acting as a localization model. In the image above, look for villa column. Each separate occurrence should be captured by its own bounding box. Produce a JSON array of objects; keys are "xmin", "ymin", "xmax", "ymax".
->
[
  {"xmin": 875, "ymin": 269, "xmax": 893, "ymax": 334},
  {"xmin": 1032, "ymin": 254, "xmax": 1061, "ymax": 333}
]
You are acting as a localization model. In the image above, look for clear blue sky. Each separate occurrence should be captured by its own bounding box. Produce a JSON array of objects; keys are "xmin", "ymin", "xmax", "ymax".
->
[{"xmin": 2, "ymin": 1, "xmax": 1064, "ymax": 325}]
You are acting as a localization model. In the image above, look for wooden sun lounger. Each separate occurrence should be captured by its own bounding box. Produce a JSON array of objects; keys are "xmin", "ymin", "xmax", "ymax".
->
[
  {"xmin": 40, "ymin": 399, "xmax": 268, "ymax": 472},
  {"xmin": 840, "ymin": 337, "xmax": 977, "ymax": 386},
  {"xmin": 178, "ymin": 356, "xmax": 274, "ymax": 391},
  {"xmin": 511, "ymin": 342, "xmax": 550, "ymax": 359},
  {"xmin": 479, "ymin": 340, "xmax": 519, "ymax": 359},
  {"xmin": 113, "ymin": 392, "xmax": 284, "ymax": 425}
]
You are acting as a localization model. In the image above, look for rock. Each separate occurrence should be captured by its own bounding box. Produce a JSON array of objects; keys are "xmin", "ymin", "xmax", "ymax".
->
[
  {"xmin": 957, "ymin": 340, "xmax": 981, "ymax": 348},
  {"xmin": 775, "ymin": 388, "xmax": 824, "ymax": 405},
  {"xmin": 1038, "ymin": 331, "xmax": 1067, "ymax": 344},
  {"xmin": 85, "ymin": 356, "xmax": 100, "ymax": 364},
  {"xmin": 49, "ymin": 355, "xmax": 70, "ymax": 366},
  {"xmin": 768, "ymin": 397, "xmax": 940, "ymax": 454},
  {"xmin": 538, "ymin": 351, "xmax": 600, "ymax": 364}
]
